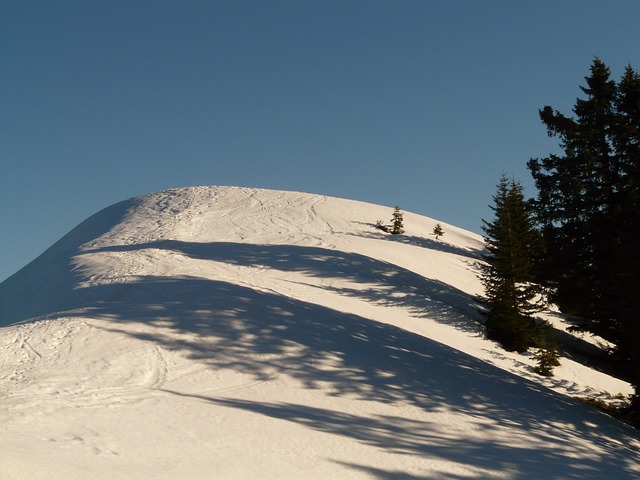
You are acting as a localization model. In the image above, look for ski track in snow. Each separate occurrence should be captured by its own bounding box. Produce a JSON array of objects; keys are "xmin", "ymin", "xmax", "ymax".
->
[
  {"xmin": 0, "ymin": 318, "xmax": 172, "ymax": 416},
  {"xmin": 1, "ymin": 186, "xmax": 639, "ymax": 480}
]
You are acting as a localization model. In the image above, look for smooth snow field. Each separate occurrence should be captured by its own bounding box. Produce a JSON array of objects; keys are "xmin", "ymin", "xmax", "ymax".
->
[{"xmin": 1, "ymin": 186, "xmax": 638, "ymax": 479}]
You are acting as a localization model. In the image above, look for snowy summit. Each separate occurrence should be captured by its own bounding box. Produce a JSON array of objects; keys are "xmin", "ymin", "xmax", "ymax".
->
[{"xmin": 0, "ymin": 186, "xmax": 638, "ymax": 479}]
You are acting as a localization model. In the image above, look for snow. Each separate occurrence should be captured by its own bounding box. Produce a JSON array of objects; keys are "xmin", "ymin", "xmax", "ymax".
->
[{"xmin": 0, "ymin": 186, "xmax": 638, "ymax": 479}]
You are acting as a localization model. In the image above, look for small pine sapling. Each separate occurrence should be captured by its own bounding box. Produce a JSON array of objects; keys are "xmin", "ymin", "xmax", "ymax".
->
[
  {"xmin": 375, "ymin": 207, "xmax": 405, "ymax": 234},
  {"xmin": 533, "ymin": 331, "xmax": 561, "ymax": 377},
  {"xmin": 432, "ymin": 223, "xmax": 445, "ymax": 240},
  {"xmin": 391, "ymin": 207, "xmax": 404, "ymax": 235}
]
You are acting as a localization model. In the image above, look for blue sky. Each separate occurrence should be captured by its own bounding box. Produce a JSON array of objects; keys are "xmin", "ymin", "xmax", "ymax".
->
[{"xmin": 1, "ymin": 0, "xmax": 639, "ymax": 282}]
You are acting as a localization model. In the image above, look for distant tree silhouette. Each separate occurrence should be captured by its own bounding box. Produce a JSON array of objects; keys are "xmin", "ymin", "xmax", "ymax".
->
[
  {"xmin": 375, "ymin": 207, "xmax": 404, "ymax": 234},
  {"xmin": 432, "ymin": 223, "xmax": 444, "ymax": 240},
  {"xmin": 391, "ymin": 207, "xmax": 404, "ymax": 235}
]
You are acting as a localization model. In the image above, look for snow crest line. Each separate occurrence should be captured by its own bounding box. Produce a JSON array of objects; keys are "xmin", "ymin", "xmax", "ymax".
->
[{"xmin": 1, "ymin": 186, "xmax": 638, "ymax": 480}]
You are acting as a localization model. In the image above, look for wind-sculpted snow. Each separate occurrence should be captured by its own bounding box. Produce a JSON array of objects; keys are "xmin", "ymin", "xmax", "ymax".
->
[{"xmin": 0, "ymin": 186, "xmax": 638, "ymax": 479}]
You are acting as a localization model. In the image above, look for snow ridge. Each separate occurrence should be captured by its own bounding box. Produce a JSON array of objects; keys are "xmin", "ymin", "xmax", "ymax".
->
[{"xmin": 0, "ymin": 186, "xmax": 638, "ymax": 479}]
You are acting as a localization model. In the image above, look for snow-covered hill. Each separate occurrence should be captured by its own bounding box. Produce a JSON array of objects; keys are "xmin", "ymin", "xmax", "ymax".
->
[{"xmin": 1, "ymin": 186, "xmax": 638, "ymax": 479}]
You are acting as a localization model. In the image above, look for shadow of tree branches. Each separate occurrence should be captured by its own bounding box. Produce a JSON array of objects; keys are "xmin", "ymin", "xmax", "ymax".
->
[
  {"xmin": 65, "ymin": 274, "xmax": 640, "ymax": 479},
  {"xmin": 0, "ymin": 198, "xmax": 139, "ymax": 326},
  {"xmin": 4, "ymin": 236, "xmax": 639, "ymax": 478},
  {"xmin": 351, "ymin": 221, "xmax": 485, "ymax": 260},
  {"xmin": 84, "ymin": 240, "xmax": 484, "ymax": 334}
]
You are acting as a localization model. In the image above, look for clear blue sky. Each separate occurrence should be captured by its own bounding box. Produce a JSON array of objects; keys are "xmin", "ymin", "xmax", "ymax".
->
[{"xmin": 1, "ymin": 0, "xmax": 639, "ymax": 282}]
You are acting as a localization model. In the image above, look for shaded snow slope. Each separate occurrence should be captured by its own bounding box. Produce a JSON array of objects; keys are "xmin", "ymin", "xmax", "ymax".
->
[{"xmin": 1, "ymin": 186, "xmax": 638, "ymax": 479}]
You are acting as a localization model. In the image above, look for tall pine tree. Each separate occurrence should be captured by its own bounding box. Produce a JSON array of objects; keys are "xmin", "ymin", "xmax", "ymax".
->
[
  {"xmin": 480, "ymin": 175, "xmax": 543, "ymax": 352},
  {"xmin": 527, "ymin": 58, "xmax": 640, "ymax": 410}
]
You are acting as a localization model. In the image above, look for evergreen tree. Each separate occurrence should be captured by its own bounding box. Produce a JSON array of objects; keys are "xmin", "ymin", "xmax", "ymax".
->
[
  {"xmin": 614, "ymin": 65, "xmax": 640, "ymax": 410},
  {"xmin": 533, "ymin": 328, "xmax": 561, "ymax": 377},
  {"xmin": 391, "ymin": 207, "xmax": 404, "ymax": 234},
  {"xmin": 528, "ymin": 59, "xmax": 617, "ymax": 320},
  {"xmin": 480, "ymin": 175, "xmax": 543, "ymax": 352},
  {"xmin": 533, "ymin": 346, "xmax": 561, "ymax": 377},
  {"xmin": 432, "ymin": 223, "xmax": 445, "ymax": 240},
  {"xmin": 527, "ymin": 59, "xmax": 640, "ymax": 408}
]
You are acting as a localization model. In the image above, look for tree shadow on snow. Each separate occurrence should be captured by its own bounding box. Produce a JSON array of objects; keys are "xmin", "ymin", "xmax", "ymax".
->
[
  {"xmin": 82, "ymin": 240, "xmax": 484, "ymax": 335},
  {"xmin": 0, "ymin": 198, "xmax": 139, "ymax": 327},
  {"xmin": 61, "ymin": 274, "xmax": 639, "ymax": 480},
  {"xmin": 351, "ymin": 221, "xmax": 485, "ymax": 261},
  {"xmin": 3, "ymin": 238, "xmax": 639, "ymax": 478}
]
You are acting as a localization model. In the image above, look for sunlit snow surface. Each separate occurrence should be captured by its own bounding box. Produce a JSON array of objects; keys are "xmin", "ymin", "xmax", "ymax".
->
[{"xmin": 1, "ymin": 186, "xmax": 638, "ymax": 479}]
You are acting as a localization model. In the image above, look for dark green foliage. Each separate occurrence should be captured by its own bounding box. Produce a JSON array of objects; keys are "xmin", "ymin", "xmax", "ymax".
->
[
  {"xmin": 480, "ymin": 176, "xmax": 543, "ymax": 352},
  {"xmin": 533, "ymin": 348, "xmax": 561, "ymax": 377},
  {"xmin": 527, "ymin": 58, "xmax": 640, "ymax": 406},
  {"xmin": 375, "ymin": 207, "xmax": 405, "ymax": 235},
  {"xmin": 432, "ymin": 223, "xmax": 445, "ymax": 240},
  {"xmin": 533, "ymin": 330, "xmax": 561, "ymax": 377},
  {"xmin": 391, "ymin": 207, "xmax": 405, "ymax": 235}
]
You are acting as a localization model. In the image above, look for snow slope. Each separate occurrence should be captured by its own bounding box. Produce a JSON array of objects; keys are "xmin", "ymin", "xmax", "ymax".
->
[{"xmin": 1, "ymin": 186, "xmax": 638, "ymax": 479}]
